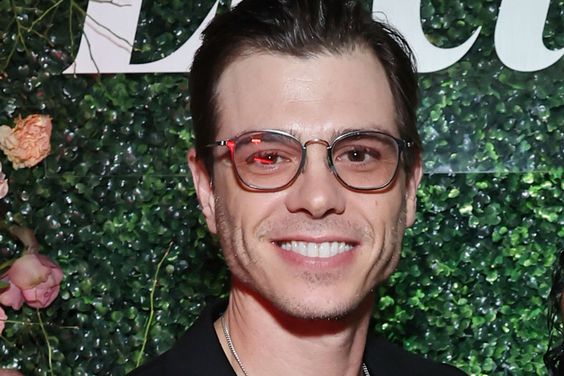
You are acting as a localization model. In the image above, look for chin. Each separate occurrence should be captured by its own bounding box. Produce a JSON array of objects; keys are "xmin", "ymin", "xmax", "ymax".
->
[
  {"xmin": 267, "ymin": 290, "xmax": 371, "ymax": 321},
  {"xmin": 233, "ymin": 272, "xmax": 375, "ymax": 321}
]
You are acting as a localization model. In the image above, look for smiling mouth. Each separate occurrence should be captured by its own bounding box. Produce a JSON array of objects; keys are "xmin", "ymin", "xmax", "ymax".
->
[{"xmin": 277, "ymin": 241, "xmax": 354, "ymax": 258}]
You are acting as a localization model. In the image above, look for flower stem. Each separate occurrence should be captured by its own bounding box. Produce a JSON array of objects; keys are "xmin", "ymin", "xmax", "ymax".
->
[
  {"xmin": 136, "ymin": 241, "xmax": 172, "ymax": 367},
  {"xmin": 2, "ymin": 318, "xmax": 79, "ymax": 329},
  {"xmin": 37, "ymin": 310, "xmax": 54, "ymax": 376},
  {"xmin": 0, "ymin": 334, "xmax": 16, "ymax": 347}
]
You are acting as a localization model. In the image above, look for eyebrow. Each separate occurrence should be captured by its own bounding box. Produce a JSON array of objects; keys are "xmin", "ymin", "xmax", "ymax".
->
[
  {"xmin": 331, "ymin": 127, "xmax": 359, "ymax": 139},
  {"xmin": 329, "ymin": 125, "xmax": 393, "ymax": 140}
]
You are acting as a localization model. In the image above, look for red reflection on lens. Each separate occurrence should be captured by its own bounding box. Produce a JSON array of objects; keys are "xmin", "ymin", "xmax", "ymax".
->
[
  {"xmin": 254, "ymin": 156, "xmax": 273, "ymax": 164},
  {"xmin": 227, "ymin": 139, "xmax": 236, "ymax": 152}
]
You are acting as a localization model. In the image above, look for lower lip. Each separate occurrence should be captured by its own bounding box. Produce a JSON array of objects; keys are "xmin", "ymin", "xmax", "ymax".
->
[{"xmin": 274, "ymin": 243, "xmax": 357, "ymax": 268}]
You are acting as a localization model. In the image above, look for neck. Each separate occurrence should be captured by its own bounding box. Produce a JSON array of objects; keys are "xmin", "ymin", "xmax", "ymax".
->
[{"xmin": 214, "ymin": 282, "xmax": 374, "ymax": 376}]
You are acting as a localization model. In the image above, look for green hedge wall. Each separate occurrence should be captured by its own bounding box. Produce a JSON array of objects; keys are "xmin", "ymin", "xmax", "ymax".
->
[{"xmin": 0, "ymin": 0, "xmax": 562, "ymax": 375}]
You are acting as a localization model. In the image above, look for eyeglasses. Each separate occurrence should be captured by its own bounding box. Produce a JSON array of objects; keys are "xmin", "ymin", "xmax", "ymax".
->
[{"xmin": 207, "ymin": 129, "xmax": 412, "ymax": 192}]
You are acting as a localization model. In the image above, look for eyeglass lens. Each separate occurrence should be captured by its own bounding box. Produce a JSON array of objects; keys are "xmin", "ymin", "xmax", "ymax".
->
[
  {"xmin": 331, "ymin": 132, "xmax": 400, "ymax": 190},
  {"xmin": 230, "ymin": 131, "xmax": 400, "ymax": 190}
]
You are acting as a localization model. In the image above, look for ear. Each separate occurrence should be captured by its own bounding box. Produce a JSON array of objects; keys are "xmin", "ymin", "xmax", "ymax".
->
[
  {"xmin": 404, "ymin": 156, "xmax": 423, "ymax": 228},
  {"xmin": 187, "ymin": 148, "xmax": 217, "ymax": 234}
]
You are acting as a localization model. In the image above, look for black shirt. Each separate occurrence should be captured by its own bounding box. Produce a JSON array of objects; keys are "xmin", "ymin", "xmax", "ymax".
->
[{"xmin": 129, "ymin": 301, "xmax": 467, "ymax": 375}]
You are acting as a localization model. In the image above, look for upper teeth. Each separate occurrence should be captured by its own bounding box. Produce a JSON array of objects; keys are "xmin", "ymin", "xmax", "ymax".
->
[{"xmin": 279, "ymin": 241, "xmax": 353, "ymax": 258}]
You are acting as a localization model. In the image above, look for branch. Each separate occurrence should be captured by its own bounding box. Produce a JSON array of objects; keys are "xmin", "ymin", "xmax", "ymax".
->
[
  {"xmin": 26, "ymin": 0, "xmax": 65, "ymax": 34},
  {"xmin": 10, "ymin": 0, "xmax": 29, "ymax": 54},
  {"xmin": 92, "ymin": 0, "xmax": 132, "ymax": 7},
  {"xmin": 136, "ymin": 242, "xmax": 173, "ymax": 367}
]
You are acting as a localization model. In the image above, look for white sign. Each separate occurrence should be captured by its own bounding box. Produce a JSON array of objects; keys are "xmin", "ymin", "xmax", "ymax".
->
[{"xmin": 63, "ymin": 0, "xmax": 562, "ymax": 74}]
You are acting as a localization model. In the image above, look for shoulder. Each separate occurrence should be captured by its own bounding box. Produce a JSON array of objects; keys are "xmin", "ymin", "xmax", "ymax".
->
[
  {"xmin": 128, "ymin": 300, "xmax": 234, "ymax": 376},
  {"xmin": 364, "ymin": 336, "xmax": 467, "ymax": 376}
]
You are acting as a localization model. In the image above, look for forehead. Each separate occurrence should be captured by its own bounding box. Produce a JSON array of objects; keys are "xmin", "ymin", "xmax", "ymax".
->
[{"xmin": 214, "ymin": 49, "xmax": 397, "ymax": 139}]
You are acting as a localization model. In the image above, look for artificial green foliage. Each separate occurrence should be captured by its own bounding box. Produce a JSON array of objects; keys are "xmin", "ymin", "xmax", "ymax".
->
[
  {"xmin": 375, "ymin": 170, "xmax": 563, "ymax": 375},
  {"xmin": 0, "ymin": 0, "xmax": 562, "ymax": 375}
]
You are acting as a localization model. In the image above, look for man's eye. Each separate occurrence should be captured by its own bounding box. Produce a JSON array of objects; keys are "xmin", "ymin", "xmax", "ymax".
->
[
  {"xmin": 347, "ymin": 150, "xmax": 368, "ymax": 162},
  {"xmin": 339, "ymin": 148, "xmax": 381, "ymax": 163}
]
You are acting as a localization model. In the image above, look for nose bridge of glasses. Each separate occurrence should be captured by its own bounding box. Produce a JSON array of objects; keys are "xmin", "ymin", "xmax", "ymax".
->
[
  {"xmin": 300, "ymin": 138, "xmax": 334, "ymax": 175},
  {"xmin": 303, "ymin": 138, "xmax": 330, "ymax": 148}
]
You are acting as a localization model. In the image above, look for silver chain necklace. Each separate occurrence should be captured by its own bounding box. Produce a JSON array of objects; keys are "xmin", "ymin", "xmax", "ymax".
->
[{"xmin": 220, "ymin": 314, "xmax": 371, "ymax": 376}]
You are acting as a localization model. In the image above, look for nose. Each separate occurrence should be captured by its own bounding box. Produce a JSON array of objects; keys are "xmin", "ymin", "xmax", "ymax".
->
[{"xmin": 284, "ymin": 144, "xmax": 346, "ymax": 218}]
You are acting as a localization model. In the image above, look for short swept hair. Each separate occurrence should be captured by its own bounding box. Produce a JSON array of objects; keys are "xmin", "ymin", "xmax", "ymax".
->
[{"xmin": 189, "ymin": 0, "xmax": 420, "ymax": 178}]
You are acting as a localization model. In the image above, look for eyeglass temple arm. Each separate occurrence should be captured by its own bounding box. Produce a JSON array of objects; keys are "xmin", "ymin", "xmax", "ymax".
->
[
  {"xmin": 206, "ymin": 140, "xmax": 228, "ymax": 148},
  {"xmin": 403, "ymin": 140, "xmax": 414, "ymax": 149}
]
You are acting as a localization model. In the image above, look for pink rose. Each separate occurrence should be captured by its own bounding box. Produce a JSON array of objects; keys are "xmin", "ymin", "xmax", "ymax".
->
[
  {"xmin": 0, "ymin": 306, "xmax": 6, "ymax": 335},
  {"xmin": 0, "ymin": 279, "xmax": 24, "ymax": 310},
  {"xmin": 7, "ymin": 253, "xmax": 63, "ymax": 308},
  {"xmin": 0, "ymin": 162, "xmax": 7, "ymax": 199},
  {"xmin": 0, "ymin": 114, "xmax": 52, "ymax": 169},
  {"xmin": 0, "ymin": 370, "xmax": 23, "ymax": 376}
]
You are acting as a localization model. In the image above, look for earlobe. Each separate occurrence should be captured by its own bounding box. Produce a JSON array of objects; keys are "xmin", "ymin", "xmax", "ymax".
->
[
  {"xmin": 187, "ymin": 148, "xmax": 217, "ymax": 234},
  {"xmin": 404, "ymin": 158, "xmax": 423, "ymax": 227}
]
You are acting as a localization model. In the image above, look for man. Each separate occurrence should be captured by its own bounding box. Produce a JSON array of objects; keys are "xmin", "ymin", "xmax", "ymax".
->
[{"xmin": 131, "ymin": 0, "xmax": 466, "ymax": 374}]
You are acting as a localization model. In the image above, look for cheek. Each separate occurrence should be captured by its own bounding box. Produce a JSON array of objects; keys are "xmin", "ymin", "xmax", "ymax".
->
[
  {"xmin": 361, "ymin": 188, "xmax": 406, "ymax": 223},
  {"xmin": 214, "ymin": 174, "xmax": 285, "ymax": 237}
]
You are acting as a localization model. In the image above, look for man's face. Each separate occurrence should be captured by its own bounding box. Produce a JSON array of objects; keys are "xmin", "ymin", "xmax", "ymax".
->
[{"xmin": 189, "ymin": 49, "xmax": 422, "ymax": 319}]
